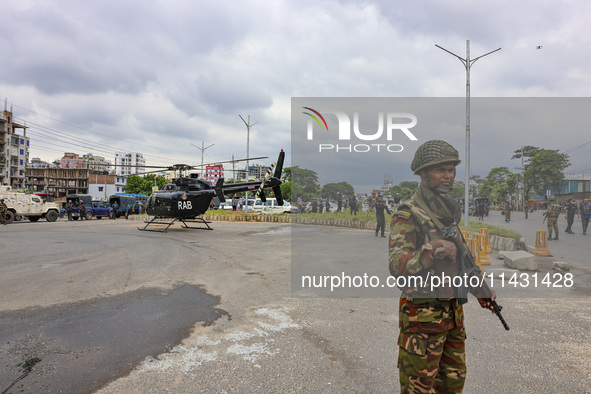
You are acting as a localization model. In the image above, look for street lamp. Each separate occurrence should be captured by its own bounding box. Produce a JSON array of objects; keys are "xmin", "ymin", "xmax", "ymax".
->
[
  {"xmin": 239, "ymin": 115, "xmax": 259, "ymax": 212},
  {"xmin": 436, "ymin": 40, "xmax": 501, "ymax": 225}
]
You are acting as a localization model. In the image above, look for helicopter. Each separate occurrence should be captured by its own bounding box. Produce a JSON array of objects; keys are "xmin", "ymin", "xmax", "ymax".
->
[{"xmin": 133, "ymin": 150, "xmax": 285, "ymax": 232}]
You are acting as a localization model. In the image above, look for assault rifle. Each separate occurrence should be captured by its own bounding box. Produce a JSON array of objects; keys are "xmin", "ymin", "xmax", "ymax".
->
[{"xmin": 441, "ymin": 227, "xmax": 510, "ymax": 331}]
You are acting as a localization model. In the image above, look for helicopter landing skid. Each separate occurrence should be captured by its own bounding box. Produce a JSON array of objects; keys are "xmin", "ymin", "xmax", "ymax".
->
[{"xmin": 137, "ymin": 217, "xmax": 213, "ymax": 232}]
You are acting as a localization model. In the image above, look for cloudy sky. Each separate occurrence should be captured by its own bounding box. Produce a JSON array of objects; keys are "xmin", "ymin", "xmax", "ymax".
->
[{"xmin": 1, "ymin": 0, "xmax": 590, "ymax": 191}]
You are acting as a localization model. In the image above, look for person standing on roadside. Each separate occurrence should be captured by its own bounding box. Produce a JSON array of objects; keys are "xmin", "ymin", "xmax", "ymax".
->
[
  {"xmin": 111, "ymin": 201, "xmax": 119, "ymax": 219},
  {"xmin": 375, "ymin": 195, "xmax": 391, "ymax": 237},
  {"xmin": 564, "ymin": 198, "xmax": 577, "ymax": 234},
  {"xmin": 0, "ymin": 199, "xmax": 7, "ymax": 225},
  {"xmin": 66, "ymin": 201, "xmax": 74, "ymax": 221},
  {"xmin": 79, "ymin": 201, "xmax": 86, "ymax": 220},
  {"xmin": 389, "ymin": 140, "xmax": 497, "ymax": 393},
  {"xmin": 580, "ymin": 198, "xmax": 591, "ymax": 235},
  {"xmin": 126, "ymin": 202, "xmax": 132, "ymax": 219}
]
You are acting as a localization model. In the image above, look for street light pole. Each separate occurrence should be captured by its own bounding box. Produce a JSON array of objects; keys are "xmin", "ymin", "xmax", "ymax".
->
[
  {"xmin": 191, "ymin": 141, "xmax": 215, "ymax": 179},
  {"xmin": 239, "ymin": 115, "xmax": 259, "ymax": 212},
  {"xmin": 435, "ymin": 40, "xmax": 501, "ymax": 225}
]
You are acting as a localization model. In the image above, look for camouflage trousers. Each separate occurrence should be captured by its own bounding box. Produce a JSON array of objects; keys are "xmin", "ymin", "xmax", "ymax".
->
[
  {"xmin": 398, "ymin": 326, "xmax": 466, "ymax": 393},
  {"xmin": 547, "ymin": 217, "xmax": 559, "ymax": 237}
]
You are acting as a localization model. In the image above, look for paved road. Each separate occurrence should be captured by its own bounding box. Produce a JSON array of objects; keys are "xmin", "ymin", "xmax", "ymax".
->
[{"xmin": 0, "ymin": 218, "xmax": 589, "ymax": 393}]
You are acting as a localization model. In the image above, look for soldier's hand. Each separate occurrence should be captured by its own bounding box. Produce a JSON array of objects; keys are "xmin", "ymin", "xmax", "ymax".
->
[
  {"xmin": 432, "ymin": 240, "xmax": 457, "ymax": 261},
  {"xmin": 477, "ymin": 288, "xmax": 497, "ymax": 312}
]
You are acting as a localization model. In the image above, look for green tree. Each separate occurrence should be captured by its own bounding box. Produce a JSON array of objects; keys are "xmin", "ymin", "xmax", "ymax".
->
[
  {"xmin": 320, "ymin": 182, "xmax": 354, "ymax": 200},
  {"xmin": 481, "ymin": 167, "xmax": 514, "ymax": 201},
  {"xmin": 449, "ymin": 183, "xmax": 465, "ymax": 199},
  {"xmin": 523, "ymin": 149, "xmax": 570, "ymax": 196},
  {"xmin": 283, "ymin": 166, "xmax": 320, "ymax": 201},
  {"xmin": 125, "ymin": 174, "xmax": 167, "ymax": 196},
  {"xmin": 388, "ymin": 181, "xmax": 419, "ymax": 197}
]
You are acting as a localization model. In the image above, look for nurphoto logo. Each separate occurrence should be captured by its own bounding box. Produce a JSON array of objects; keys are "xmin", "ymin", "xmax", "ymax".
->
[{"xmin": 302, "ymin": 107, "xmax": 418, "ymax": 153}]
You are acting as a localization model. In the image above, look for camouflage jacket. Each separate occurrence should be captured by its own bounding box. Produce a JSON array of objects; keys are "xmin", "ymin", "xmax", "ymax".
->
[
  {"xmin": 389, "ymin": 198, "xmax": 463, "ymax": 333},
  {"xmin": 546, "ymin": 204, "xmax": 561, "ymax": 219}
]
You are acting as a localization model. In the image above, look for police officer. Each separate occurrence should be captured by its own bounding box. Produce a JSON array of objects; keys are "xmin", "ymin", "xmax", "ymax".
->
[
  {"xmin": 0, "ymin": 198, "xmax": 8, "ymax": 225},
  {"xmin": 564, "ymin": 198, "xmax": 577, "ymax": 234},
  {"xmin": 111, "ymin": 201, "xmax": 119, "ymax": 219},
  {"xmin": 389, "ymin": 140, "xmax": 496, "ymax": 393},
  {"xmin": 375, "ymin": 194, "xmax": 391, "ymax": 237},
  {"xmin": 580, "ymin": 198, "xmax": 591, "ymax": 235},
  {"xmin": 545, "ymin": 199, "xmax": 561, "ymax": 240}
]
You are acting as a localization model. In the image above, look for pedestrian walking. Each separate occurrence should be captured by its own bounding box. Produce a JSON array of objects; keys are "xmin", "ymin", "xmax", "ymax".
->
[
  {"xmin": 111, "ymin": 202, "xmax": 119, "ymax": 219},
  {"xmin": 504, "ymin": 200, "xmax": 511, "ymax": 222},
  {"xmin": 126, "ymin": 202, "xmax": 132, "ymax": 219}
]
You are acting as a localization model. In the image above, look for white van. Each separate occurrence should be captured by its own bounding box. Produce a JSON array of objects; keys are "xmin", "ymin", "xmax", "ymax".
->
[{"xmin": 252, "ymin": 198, "xmax": 296, "ymax": 214}]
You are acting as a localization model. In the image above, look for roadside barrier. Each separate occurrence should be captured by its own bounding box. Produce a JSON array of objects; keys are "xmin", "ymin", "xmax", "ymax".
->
[{"xmin": 532, "ymin": 227, "xmax": 552, "ymax": 256}]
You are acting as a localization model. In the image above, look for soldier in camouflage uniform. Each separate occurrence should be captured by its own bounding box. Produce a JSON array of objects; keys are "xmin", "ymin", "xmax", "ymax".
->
[
  {"xmin": 545, "ymin": 199, "xmax": 561, "ymax": 240},
  {"xmin": 0, "ymin": 199, "xmax": 7, "ymax": 225},
  {"xmin": 504, "ymin": 200, "xmax": 511, "ymax": 223},
  {"xmin": 389, "ymin": 140, "xmax": 496, "ymax": 394}
]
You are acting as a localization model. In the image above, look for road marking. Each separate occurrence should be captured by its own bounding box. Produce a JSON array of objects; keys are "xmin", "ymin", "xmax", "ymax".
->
[{"xmin": 139, "ymin": 307, "xmax": 300, "ymax": 372}]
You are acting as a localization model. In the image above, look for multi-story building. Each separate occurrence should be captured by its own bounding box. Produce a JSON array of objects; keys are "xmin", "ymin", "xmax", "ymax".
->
[
  {"xmin": 0, "ymin": 109, "xmax": 29, "ymax": 189},
  {"xmin": 82, "ymin": 153, "xmax": 112, "ymax": 173},
  {"xmin": 60, "ymin": 152, "xmax": 86, "ymax": 169},
  {"xmin": 249, "ymin": 164, "xmax": 269, "ymax": 181},
  {"xmin": 205, "ymin": 165, "xmax": 224, "ymax": 182},
  {"xmin": 29, "ymin": 157, "xmax": 50, "ymax": 168},
  {"xmin": 114, "ymin": 152, "xmax": 146, "ymax": 176}
]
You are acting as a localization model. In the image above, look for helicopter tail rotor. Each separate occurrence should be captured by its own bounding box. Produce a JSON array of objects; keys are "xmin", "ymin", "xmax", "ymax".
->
[
  {"xmin": 215, "ymin": 178, "xmax": 226, "ymax": 203},
  {"xmin": 274, "ymin": 150, "xmax": 285, "ymax": 179}
]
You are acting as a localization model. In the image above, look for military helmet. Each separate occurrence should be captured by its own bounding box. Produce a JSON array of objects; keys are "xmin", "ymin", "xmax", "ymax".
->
[{"xmin": 411, "ymin": 140, "xmax": 461, "ymax": 175}]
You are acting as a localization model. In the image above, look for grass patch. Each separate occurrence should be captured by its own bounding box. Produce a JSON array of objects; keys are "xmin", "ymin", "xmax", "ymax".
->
[{"xmin": 459, "ymin": 220, "xmax": 522, "ymax": 243}]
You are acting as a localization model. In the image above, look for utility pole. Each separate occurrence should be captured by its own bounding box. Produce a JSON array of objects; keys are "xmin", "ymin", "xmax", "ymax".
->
[
  {"xmin": 239, "ymin": 115, "xmax": 259, "ymax": 212},
  {"xmin": 435, "ymin": 40, "xmax": 501, "ymax": 226},
  {"xmin": 191, "ymin": 141, "xmax": 215, "ymax": 179}
]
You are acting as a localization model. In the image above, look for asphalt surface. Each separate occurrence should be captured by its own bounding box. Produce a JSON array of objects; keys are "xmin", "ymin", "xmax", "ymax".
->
[{"xmin": 0, "ymin": 216, "xmax": 589, "ymax": 393}]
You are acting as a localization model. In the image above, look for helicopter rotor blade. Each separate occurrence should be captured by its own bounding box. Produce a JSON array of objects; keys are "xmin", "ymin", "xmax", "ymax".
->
[{"xmin": 256, "ymin": 162, "xmax": 276, "ymax": 203}]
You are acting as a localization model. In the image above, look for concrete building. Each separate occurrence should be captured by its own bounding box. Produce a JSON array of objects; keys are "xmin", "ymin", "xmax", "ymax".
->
[
  {"xmin": 249, "ymin": 164, "xmax": 268, "ymax": 181},
  {"xmin": 29, "ymin": 157, "xmax": 50, "ymax": 168},
  {"xmin": 82, "ymin": 153, "xmax": 112, "ymax": 173},
  {"xmin": 0, "ymin": 109, "xmax": 29, "ymax": 189},
  {"xmin": 88, "ymin": 173, "xmax": 127, "ymax": 201},
  {"xmin": 60, "ymin": 152, "xmax": 86, "ymax": 169},
  {"xmin": 114, "ymin": 152, "xmax": 146, "ymax": 176}
]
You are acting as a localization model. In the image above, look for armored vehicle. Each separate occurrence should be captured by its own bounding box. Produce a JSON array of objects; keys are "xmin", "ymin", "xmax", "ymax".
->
[{"xmin": 0, "ymin": 186, "xmax": 60, "ymax": 224}]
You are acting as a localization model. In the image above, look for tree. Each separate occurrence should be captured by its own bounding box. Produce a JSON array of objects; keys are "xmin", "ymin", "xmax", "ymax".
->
[
  {"xmin": 283, "ymin": 166, "xmax": 320, "ymax": 201},
  {"xmin": 321, "ymin": 182, "xmax": 354, "ymax": 200},
  {"xmin": 481, "ymin": 167, "xmax": 514, "ymax": 201},
  {"xmin": 389, "ymin": 181, "xmax": 419, "ymax": 197},
  {"xmin": 523, "ymin": 149, "xmax": 570, "ymax": 197},
  {"xmin": 125, "ymin": 174, "xmax": 167, "ymax": 196}
]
